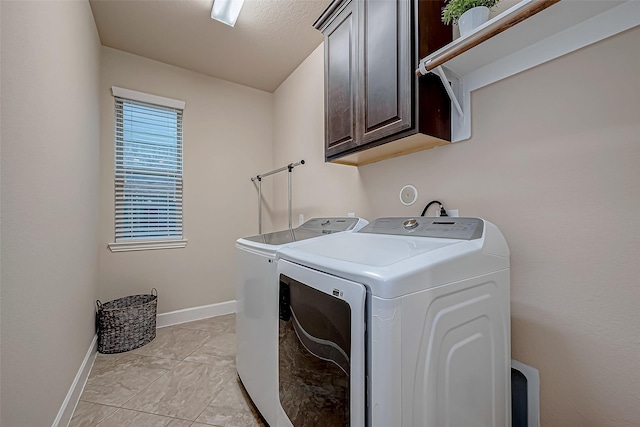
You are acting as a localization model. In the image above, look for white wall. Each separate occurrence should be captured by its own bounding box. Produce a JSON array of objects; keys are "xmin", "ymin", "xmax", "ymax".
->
[
  {"xmin": 274, "ymin": 28, "xmax": 640, "ymax": 426},
  {"xmin": 98, "ymin": 48, "xmax": 274, "ymax": 313},
  {"xmin": 272, "ymin": 45, "xmax": 371, "ymax": 229},
  {"xmin": 0, "ymin": 1, "xmax": 102, "ymax": 425}
]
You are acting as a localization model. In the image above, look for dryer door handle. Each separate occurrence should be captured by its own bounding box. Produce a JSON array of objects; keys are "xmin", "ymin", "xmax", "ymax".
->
[{"xmin": 279, "ymin": 281, "xmax": 291, "ymax": 321}]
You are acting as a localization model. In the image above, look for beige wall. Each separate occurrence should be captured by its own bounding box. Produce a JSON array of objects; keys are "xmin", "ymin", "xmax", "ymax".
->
[
  {"xmin": 0, "ymin": 1, "xmax": 102, "ymax": 426},
  {"xmin": 272, "ymin": 45, "xmax": 371, "ymax": 229},
  {"xmin": 274, "ymin": 29, "xmax": 640, "ymax": 426},
  {"xmin": 360, "ymin": 28, "xmax": 640, "ymax": 426},
  {"xmin": 98, "ymin": 48, "xmax": 274, "ymax": 313}
]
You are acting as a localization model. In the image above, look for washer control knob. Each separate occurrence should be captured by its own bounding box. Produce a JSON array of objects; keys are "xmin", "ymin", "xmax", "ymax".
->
[{"xmin": 403, "ymin": 219, "xmax": 419, "ymax": 230}]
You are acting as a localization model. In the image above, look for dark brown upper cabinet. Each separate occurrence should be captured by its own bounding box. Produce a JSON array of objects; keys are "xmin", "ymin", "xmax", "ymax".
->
[{"xmin": 314, "ymin": 0, "xmax": 452, "ymax": 166}]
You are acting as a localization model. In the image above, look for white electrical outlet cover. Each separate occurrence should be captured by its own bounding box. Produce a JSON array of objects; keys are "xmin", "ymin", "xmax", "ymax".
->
[{"xmin": 399, "ymin": 185, "xmax": 418, "ymax": 206}]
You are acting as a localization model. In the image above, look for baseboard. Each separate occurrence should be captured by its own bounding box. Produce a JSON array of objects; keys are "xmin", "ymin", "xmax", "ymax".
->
[
  {"xmin": 52, "ymin": 335, "xmax": 98, "ymax": 427},
  {"xmin": 156, "ymin": 300, "xmax": 236, "ymax": 328}
]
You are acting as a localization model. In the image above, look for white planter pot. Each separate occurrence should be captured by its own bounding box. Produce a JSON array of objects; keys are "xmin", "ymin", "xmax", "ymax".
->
[{"xmin": 458, "ymin": 6, "xmax": 490, "ymax": 37}]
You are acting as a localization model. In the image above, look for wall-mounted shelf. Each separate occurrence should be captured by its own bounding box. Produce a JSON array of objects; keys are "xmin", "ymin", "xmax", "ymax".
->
[{"xmin": 417, "ymin": 0, "xmax": 640, "ymax": 142}]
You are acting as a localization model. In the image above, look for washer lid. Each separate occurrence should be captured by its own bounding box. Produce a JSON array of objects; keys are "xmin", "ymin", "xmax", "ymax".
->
[
  {"xmin": 287, "ymin": 232, "xmax": 459, "ymax": 267},
  {"xmin": 277, "ymin": 218, "xmax": 509, "ymax": 299}
]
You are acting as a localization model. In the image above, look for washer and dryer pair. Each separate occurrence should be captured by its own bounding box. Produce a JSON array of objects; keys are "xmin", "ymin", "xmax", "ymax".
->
[{"xmin": 237, "ymin": 216, "xmax": 511, "ymax": 427}]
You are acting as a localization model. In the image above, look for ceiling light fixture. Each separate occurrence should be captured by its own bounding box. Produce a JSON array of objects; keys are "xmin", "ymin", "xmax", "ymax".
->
[{"xmin": 211, "ymin": 0, "xmax": 245, "ymax": 27}]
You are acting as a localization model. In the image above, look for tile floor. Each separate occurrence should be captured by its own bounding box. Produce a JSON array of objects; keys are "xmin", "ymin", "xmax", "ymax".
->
[{"xmin": 70, "ymin": 314, "xmax": 265, "ymax": 427}]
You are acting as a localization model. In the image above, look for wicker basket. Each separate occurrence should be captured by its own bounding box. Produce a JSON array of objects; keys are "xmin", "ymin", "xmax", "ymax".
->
[{"xmin": 96, "ymin": 288, "xmax": 158, "ymax": 354}]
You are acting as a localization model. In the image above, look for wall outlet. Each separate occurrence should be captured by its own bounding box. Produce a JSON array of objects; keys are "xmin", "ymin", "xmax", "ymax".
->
[
  {"xmin": 299, "ymin": 213, "xmax": 304, "ymax": 225},
  {"xmin": 436, "ymin": 209, "xmax": 459, "ymax": 217},
  {"xmin": 347, "ymin": 212, "xmax": 356, "ymax": 218}
]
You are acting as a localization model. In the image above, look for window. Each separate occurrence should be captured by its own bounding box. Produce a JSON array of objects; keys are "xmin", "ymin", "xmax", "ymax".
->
[{"xmin": 108, "ymin": 87, "xmax": 187, "ymax": 252}]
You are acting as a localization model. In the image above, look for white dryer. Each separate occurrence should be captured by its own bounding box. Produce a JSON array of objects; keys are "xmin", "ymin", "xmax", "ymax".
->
[
  {"xmin": 235, "ymin": 217, "xmax": 368, "ymax": 425},
  {"xmin": 275, "ymin": 217, "xmax": 511, "ymax": 427}
]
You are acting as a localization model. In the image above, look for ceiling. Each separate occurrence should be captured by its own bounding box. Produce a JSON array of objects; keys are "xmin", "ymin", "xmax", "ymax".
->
[{"xmin": 89, "ymin": 0, "xmax": 333, "ymax": 93}]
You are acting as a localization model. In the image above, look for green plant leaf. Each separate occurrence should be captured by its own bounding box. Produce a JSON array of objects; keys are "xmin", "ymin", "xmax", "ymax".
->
[{"xmin": 442, "ymin": 0, "xmax": 499, "ymax": 25}]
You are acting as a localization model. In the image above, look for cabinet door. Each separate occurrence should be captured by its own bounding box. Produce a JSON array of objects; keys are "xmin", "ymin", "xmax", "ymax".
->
[
  {"xmin": 324, "ymin": 1, "xmax": 358, "ymax": 158},
  {"xmin": 358, "ymin": 0, "xmax": 411, "ymax": 144}
]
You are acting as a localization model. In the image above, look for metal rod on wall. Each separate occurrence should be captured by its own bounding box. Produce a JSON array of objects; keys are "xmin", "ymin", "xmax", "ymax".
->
[
  {"xmin": 250, "ymin": 160, "xmax": 305, "ymax": 233},
  {"xmin": 257, "ymin": 177, "xmax": 262, "ymax": 234},
  {"xmin": 288, "ymin": 165, "xmax": 293, "ymax": 230},
  {"xmin": 250, "ymin": 160, "xmax": 305, "ymax": 182}
]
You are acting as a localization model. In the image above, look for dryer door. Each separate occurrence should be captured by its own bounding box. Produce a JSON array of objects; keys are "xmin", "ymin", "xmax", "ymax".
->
[{"xmin": 276, "ymin": 259, "xmax": 366, "ymax": 427}]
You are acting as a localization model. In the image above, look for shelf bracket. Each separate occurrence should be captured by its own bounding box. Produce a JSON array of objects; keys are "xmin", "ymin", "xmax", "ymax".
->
[
  {"xmin": 431, "ymin": 64, "xmax": 464, "ymax": 118},
  {"xmin": 419, "ymin": 61, "xmax": 468, "ymax": 142}
]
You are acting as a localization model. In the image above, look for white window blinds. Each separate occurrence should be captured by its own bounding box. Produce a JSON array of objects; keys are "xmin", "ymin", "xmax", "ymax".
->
[{"xmin": 114, "ymin": 94, "xmax": 184, "ymax": 242}]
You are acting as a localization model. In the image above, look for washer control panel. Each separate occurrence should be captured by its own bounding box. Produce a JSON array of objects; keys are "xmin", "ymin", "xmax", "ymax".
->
[{"xmin": 359, "ymin": 217, "xmax": 484, "ymax": 240}]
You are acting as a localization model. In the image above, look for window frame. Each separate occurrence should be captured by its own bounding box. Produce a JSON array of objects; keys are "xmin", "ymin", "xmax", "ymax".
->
[{"xmin": 107, "ymin": 87, "xmax": 187, "ymax": 253}]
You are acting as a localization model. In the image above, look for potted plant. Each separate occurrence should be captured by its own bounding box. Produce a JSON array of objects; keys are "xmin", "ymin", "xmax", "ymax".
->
[{"xmin": 442, "ymin": 0, "xmax": 500, "ymax": 37}]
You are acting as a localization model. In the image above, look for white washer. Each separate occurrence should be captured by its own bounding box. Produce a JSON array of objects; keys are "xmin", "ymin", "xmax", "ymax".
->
[
  {"xmin": 235, "ymin": 217, "xmax": 368, "ymax": 425},
  {"xmin": 275, "ymin": 217, "xmax": 511, "ymax": 427}
]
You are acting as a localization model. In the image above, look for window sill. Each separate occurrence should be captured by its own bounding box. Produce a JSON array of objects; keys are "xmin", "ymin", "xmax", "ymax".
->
[{"xmin": 108, "ymin": 239, "xmax": 188, "ymax": 253}]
